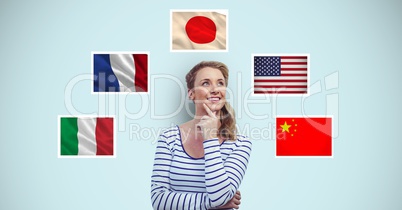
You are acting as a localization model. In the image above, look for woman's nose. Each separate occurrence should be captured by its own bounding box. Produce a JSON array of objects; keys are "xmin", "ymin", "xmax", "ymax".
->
[{"xmin": 210, "ymin": 84, "xmax": 219, "ymax": 94}]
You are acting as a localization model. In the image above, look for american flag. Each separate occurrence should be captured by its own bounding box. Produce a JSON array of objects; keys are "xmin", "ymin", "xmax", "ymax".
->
[{"xmin": 253, "ymin": 55, "xmax": 308, "ymax": 94}]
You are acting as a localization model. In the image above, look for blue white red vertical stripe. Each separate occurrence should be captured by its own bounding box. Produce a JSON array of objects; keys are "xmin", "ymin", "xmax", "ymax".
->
[
  {"xmin": 253, "ymin": 54, "xmax": 309, "ymax": 94},
  {"xmin": 93, "ymin": 52, "xmax": 148, "ymax": 92}
]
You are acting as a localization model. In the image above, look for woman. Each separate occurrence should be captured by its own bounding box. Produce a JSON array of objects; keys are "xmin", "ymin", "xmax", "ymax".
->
[{"xmin": 151, "ymin": 61, "xmax": 252, "ymax": 209}]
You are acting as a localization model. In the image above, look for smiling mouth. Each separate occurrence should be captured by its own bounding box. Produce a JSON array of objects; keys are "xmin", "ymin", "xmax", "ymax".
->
[{"xmin": 207, "ymin": 97, "xmax": 221, "ymax": 102}]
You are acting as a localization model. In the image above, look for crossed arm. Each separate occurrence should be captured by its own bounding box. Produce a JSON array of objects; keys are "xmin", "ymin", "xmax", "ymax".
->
[{"xmin": 150, "ymin": 136, "xmax": 252, "ymax": 210}]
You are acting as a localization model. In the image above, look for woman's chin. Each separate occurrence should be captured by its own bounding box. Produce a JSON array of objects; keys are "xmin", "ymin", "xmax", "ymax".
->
[{"xmin": 208, "ymin": 103, "xmax": 224, "ymax": 112}]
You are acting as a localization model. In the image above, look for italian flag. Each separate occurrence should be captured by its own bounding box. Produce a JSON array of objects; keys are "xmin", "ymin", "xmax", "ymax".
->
[{"xmin": 60, "ymin": 117, "xmax": 114, "ymax": 156}]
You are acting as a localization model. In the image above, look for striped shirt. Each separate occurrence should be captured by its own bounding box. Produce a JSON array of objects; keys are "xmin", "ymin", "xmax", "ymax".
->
[{"xmin": 151, "ymin": 125, "xmax": 252, "ymax": 210}]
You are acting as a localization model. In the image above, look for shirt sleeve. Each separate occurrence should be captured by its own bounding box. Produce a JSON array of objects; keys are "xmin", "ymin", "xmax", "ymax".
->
[
  {"xmin": 150, "ymin": 134, "xmax": 212, "ymax": 210},
  {"xmin": 202, "ymin": 136, "xmax": 252, "ymax": 207},
  {"xmin": 151, "ymin": 133, "xmax": 252, "ymax": 210}
]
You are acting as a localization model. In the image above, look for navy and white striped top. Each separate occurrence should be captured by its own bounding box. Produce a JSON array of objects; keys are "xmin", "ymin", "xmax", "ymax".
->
[{"xmin": 151, "ymin": 125, "xmax": 252, "ymax": 210}]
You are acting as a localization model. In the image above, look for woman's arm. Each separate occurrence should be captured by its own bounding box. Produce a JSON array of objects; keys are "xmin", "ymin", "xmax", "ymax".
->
[
  {"xmin": 196, "ymin": 105, "xmax": 252, "ymax": 208},
  {"xmin": 210, "ymin": 190, "xmax": 242, "ymax": 210},
  {"xmin": 202, "ymin": 136, "xmax": 252, "ymax": 208},
  {"xmin": 151, "ymin": 135, "xmax": 212, "ymax": 210}
]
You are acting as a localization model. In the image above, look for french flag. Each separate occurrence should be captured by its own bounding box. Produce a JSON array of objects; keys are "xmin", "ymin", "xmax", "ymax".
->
[{"xmin": 93, "ymin": 53, "xmax": 148, "ymax": 92}]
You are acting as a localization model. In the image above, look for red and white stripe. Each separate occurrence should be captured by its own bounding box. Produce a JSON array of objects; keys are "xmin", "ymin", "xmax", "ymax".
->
[
  {"xmin": 109, "ymin": 54, "xmax": 148, "ymax": 92},
  {"xmin": 77, "ymin": 117, "xmax": 114, "ymax": 155},
  {"xmin": 254, "ymin": 56, "xmax": 308, "ymax": 94}
]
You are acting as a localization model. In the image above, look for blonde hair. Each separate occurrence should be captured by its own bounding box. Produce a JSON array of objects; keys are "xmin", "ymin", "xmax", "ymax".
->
[{"xmin": 186, "ymin": 61, "xmax": 237, "ymax": 140}]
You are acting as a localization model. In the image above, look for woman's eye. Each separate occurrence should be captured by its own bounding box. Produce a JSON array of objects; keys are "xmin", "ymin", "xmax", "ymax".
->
[
  {"xmin": 202, "ymin": 82, "xmax": 209, "ymax": 86},
  {"xmin": 218, "ymin": 82, "xmax": 224, "ymax": 86}
]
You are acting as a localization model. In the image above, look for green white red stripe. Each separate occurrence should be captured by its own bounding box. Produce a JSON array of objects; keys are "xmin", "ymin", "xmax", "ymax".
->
[{"xmin": 60, "ymin": 117, "xmax": 114, "ymax": 156}]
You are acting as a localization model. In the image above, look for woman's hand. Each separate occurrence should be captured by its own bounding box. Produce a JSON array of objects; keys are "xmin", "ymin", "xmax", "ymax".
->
[
  {"xmin": 197, "ymin": 103, "xmax": 220, "ymax": 140},
  {"xmin": 210, "ymin": 190, "xmax": 241, "ymax": 209}
]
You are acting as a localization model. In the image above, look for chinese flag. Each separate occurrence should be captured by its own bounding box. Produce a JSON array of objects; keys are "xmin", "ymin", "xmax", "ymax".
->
[{"xmin": 276, "ymin": 117, "xmax": 332, "ymax": 156}]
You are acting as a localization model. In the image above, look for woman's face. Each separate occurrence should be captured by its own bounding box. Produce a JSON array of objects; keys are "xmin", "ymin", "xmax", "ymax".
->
[{"xmin": 190, "ymin": 67, "xmax": 227, "ymax": 114}]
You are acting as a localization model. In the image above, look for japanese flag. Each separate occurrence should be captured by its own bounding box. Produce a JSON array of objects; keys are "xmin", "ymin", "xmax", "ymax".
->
[{"xmin": 171, "ymin": 10, "xmax": 227, "ymax": 51}]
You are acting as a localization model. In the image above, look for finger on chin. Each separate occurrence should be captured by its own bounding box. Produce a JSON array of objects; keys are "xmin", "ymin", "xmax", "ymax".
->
[{"xmin": 203, "ymin": 103, "xmax": 216, "ymax": 118}]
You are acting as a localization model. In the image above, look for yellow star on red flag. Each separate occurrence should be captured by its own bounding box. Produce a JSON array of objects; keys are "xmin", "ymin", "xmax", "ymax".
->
[{"xmin": 280, "ymin": 121, "xmax": 291, "ymax": 133}]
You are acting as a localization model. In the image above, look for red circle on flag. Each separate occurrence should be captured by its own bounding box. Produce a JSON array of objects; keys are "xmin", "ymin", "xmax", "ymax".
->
[{"xmin": 185, "ymin": 16, "xmax": 216, "ymax": 44}]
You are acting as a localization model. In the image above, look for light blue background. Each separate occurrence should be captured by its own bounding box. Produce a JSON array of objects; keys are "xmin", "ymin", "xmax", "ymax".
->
[{"xmin": 1, "ymin": 0, "xmax": 401, "ymax": 209}]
